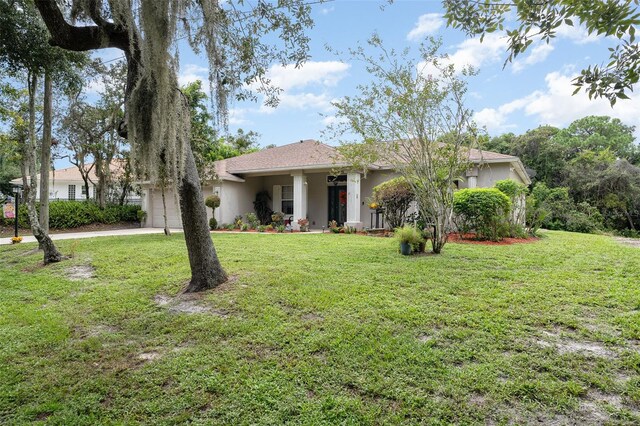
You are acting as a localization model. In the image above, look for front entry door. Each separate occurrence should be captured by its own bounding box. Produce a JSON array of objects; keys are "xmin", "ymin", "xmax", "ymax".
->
[{"xmin": 328, "ymin": 186, "xmax": 347, "ymax": 226}]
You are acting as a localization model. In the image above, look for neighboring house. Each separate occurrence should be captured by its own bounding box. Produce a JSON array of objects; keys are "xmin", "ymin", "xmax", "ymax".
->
[
  {"xmin": 10, "ymin": 161, "xmax": 140, "ymax": 204},
  {"xmin": 140, "ymin": 139, "xmax": 531, "ymax": 230}
]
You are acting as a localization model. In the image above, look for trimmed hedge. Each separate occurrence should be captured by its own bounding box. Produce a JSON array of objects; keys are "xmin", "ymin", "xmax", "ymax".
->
[
  {"xmin": 454, "ymin": 188, "xmax": 511, "ymax": 241},
  {"xmin": 1, "ymin": 201, "xmax": 141, "ymax": 229}
]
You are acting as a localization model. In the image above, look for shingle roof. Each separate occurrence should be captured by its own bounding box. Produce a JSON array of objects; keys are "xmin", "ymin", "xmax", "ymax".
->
[
  {"xmin": 223, "ymin": 139, "xmax": 338, "ymax": 174},
  {"xmin": 213, "ymin": 139, "xmax": 526, "ymax": 182},
  {"xmin": 10, "ymin": 161, "xmax": 124, "ymax": 185}
]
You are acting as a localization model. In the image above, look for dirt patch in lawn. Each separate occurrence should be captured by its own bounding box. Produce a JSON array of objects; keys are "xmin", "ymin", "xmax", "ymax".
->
[
  {"xmin": 448, "ymin": 233, "xmax": 539, "ymax": 246},
  {"xmin": 154, "ymin": 294, "xmax": 229, "ymax": 317},
  {"xmin": 66, "ymin": 265, "xmax": 96, "ymax": 281},
  {"xmin": 615, "ymin": 237, "xmax": 640, "ymax": 248},
  {"xmin": 535, "ymin": 330, "xmax": 616, "ymax": 358},
  {"xmin": 137, "ymin": 351, "xmax": 162, "ymax": 362}
]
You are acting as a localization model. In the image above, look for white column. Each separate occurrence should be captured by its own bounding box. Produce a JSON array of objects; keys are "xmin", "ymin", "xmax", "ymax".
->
[
  {"xmin": 141, "ymin": 187, "xmax": 152, "ymax": 228},
  {"xmin": 292, "ymin": 173, "xmax": 307, "ymax": 230},
  {"xmin": 345, "ymin": 172, "xmax": 363, "ymax": 230}
]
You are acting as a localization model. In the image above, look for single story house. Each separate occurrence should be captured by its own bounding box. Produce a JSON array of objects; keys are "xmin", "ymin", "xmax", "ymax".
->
[
  {"xmin": 10, "ymin": 161, "xmax": 141, "ymax": 204},
  {"xmin": 140, "ymin": 139, "xmax": 531, "ymax": 230}
]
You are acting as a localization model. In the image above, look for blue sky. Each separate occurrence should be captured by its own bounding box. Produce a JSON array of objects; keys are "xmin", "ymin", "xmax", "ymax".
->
[{"xmin": 89, "ymin": 0, "xmax": 638, "ymax": 156}]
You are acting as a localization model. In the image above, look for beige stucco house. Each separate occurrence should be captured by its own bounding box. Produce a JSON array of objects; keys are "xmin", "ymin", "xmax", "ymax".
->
[{"xmin": 140, "ymin": 139, "xmax": 531, "ymax": 230}]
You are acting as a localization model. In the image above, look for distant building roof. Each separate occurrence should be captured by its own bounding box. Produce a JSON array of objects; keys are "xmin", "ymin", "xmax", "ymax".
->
[{"xmin": 10, "ymin": 161, "xmax": 124, "ymax": 185}]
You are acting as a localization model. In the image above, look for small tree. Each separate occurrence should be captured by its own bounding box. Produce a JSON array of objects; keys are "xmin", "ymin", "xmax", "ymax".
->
[
  {"xmin": 371, "ymin": 177, "xmax": 414, "ymax": 229},
  {"xmin": 330, "ymin": 37, "xmax": 479, "ymax": 254},
  {"xmin": 494, "ymin": 178, "xmax": 528, "ymax": 235},
  {"xmin": 205, "ymin": 194, "xmax": 220, "ymax": 230},
  {"xmin": 453, "ymin": 188, "xmax": 511, "ymax": 241}
]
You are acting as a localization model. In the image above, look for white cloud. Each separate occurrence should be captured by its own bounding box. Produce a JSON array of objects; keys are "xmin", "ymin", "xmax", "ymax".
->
[
  {"xmin": 264, "ymin": 61, "xmax": 350, "ymax": 92},
  {"xmin": 252, "ymin": 61, "xmax": 350, "ymax": 114},
  {"xmin": 178, "ymin": 64, "xmax": 208, "ymax": 86},
  {"xmin": 474, "ymin": 70, "xmax": 640, "ymax": 135},
  {"xmin": 448, "ymin": 33, "xmax": 509, "ymax": 71},
  {"xmin": 320, "ymin": 6, "xmax": 334, "ymax": 15},
  {"xmin": 417, "ymin": 33, "xmax": 509, "ymax": 78},
  {"xmin": 260, "ymin": 92, "xmax": 335, "ymax": 114},
  {"xmin": 512, "ymin": 43, "xmax": 555, "ymax": 73},
  {"xmin": 407, "ymin": 13, "xmax": 444, "ymax": 41},
  {"xmin": 555, "ymin": 23, "xmax": 602, "ymax": 44},
  {"xmin": 228, "ymin": 108, "xmax": 251, "ymax": 126}
]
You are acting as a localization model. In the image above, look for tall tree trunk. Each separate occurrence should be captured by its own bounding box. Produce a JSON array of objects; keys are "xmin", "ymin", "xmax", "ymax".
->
[
  {"xmin": 179, "ymin": 144, "xmax": 227, "ymax": 292},
  {"xmin": 95, "ymin": 156, "xmax": 106, "ymax": 208},
  {"xmin": 24, "ymin": 72, "xmax": 62, "ymax": 264},
  {"xmin": 161, "ymin": 184, "xmax": 171, "ymax": 236},
  {"xmin": 39, "ymin": 71, "xmax": 52, "ymax": 235}
]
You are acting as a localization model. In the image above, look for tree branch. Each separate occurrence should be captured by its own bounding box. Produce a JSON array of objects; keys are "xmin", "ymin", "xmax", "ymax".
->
[{"xmin": 34, "ymin": 0, "xmax": 128, "ymax": 52}]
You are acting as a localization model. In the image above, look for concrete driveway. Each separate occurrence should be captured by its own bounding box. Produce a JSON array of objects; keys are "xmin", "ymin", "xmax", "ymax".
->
[{"xmin": 0, "ymin": 228, "xmax": 183, "ymax": 246}]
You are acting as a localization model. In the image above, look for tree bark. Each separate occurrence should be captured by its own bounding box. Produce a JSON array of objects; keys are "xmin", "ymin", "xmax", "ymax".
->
[
  {"xmin": 24, "ymin": 72, "xmax": 62, "ymax": 264},
  {"xmin": 161, "ymin": 184, "xmax": 171, "ymax": 236},
  {"xmin": 39, "ymin": 71, "xmax": 52, "ymax": 234},
  {"xmin": 179, "ymin": 144, "xmax": 227, "ymax": 292}
]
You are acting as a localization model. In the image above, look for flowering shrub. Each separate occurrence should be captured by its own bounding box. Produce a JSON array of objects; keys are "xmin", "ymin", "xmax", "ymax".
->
[{"xmin": 297, "ymin": 218, "xmax": 309, "ymax": 231}]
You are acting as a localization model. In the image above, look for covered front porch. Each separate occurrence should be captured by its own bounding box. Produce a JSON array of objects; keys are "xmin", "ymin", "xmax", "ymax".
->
[{"xmin": 221, "ymin": 170, "xmax": 366, "ymax": 231}]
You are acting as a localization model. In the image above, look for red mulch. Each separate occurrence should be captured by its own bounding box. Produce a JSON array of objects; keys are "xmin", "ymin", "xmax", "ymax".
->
[{"xmin": 448, "ymin": 233, "xmax": 539, "ymax": 245}]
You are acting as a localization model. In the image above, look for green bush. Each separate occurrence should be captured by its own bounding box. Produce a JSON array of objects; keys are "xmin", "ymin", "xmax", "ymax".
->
[
  {"xmin": 371, "ymin": 177, "xmax": 414, "ymax": 229},
  {"xmin": 495, "ymin": 179, "xmax": 529, "ymax": 237},
  {"xmin": 531, "ymin": 183, "xmax": 603, "ymax": 234},
  {"xmin": 495, "ymin": 179, "xmax": 527, "ymax": 199},
  {"xmin": 205, "ymin": 194, "xmax": 221, "ymax": 209},
  {"xmin": 454, "ymin": 188, "xmax": 511, "ymax": 241},
  {"xmin": 209, "ymin": 217, "xmax": 217, "ymax": 230},
  {"xmin": 1, "ymin": 201, "xmax": 141, "ymax": 229},
  {"xmin": 245, "ymin": 212, "xmax": 259, "ymax": 229},
  {"xmin": 394, "ymin": 225, "xmax": 424, "ymax": 252}
]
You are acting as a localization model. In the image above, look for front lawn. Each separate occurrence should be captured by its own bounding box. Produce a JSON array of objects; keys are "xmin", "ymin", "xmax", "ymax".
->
[{"xmin": 1, "ymin": 232, "xmax": 639, "ymax": 424}]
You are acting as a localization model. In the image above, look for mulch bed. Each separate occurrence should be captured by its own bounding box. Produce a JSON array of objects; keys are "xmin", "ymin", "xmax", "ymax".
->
[{"xmin": 448, "ymin": 233, "xmax": 539, "ymax": 245}]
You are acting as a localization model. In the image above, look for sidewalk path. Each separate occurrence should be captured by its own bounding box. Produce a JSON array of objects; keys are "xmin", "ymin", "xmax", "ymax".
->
[{"xmin": 0, "ymin": 228, "xmax": 183, "ymax": 246}]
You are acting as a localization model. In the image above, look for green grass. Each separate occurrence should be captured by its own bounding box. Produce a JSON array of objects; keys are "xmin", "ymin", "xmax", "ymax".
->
[{"xmin": 1, "ymin": 231, "xmax": 639, "ymax": 424}]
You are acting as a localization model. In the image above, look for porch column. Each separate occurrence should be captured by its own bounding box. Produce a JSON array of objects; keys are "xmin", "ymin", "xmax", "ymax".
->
[
  {"xmin": 292, "ymin": 172, "xmax": 307, "ymax": 230},
  {"xmin": 345, "ymin": 172, "xmax": 363, "ymax": 230},
  {"xmin": 466, "ymin": 166, "xmax": 478, "ymax": 189},
  {"xmin": 141, "ymin": 188, "xmax": 152, "ymax": 228}
]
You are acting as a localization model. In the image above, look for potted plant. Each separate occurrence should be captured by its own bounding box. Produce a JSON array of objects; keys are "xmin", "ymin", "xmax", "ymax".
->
[
  {"xmin": 297, "ymin": 218, "xmax": 309, "ymax": 232},
  {"xmin": 395, "ymin": 225, "xmax": 423, "ymax": 256}
]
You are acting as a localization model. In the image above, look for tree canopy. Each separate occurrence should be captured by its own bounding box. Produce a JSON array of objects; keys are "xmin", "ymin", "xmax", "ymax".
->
[{"xmin": 443, "ymin": 0, "xmax": 640, "ymax": 104}]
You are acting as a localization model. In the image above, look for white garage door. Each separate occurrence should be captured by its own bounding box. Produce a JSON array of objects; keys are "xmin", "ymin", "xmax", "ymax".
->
[{"xmin": 151, "ymin": 189, "xmax": 183, "ymax": 229}]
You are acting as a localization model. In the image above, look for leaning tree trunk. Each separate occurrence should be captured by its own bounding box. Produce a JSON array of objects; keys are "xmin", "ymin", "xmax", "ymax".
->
[
  {"xmin": 39, "ymin": 71, "xmax": 52, "ymax": 235},
  {"xmin": 179, "ymin": 144, "xmax": 227, "ymax": 292},
  {"xmin": 24, "ymin": 72, "xmax": 62, "ymax": 264}
]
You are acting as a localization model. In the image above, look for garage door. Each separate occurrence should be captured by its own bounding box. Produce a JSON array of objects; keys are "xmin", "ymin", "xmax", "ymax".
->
[{"xmin": 151, "ymin": 189, "xmax": 183, "ymax": 229}]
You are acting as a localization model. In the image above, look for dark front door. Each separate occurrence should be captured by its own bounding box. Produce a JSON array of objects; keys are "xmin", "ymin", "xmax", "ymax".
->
[{"xmin": 328, "ymin": 186, "xmax": 347, "ymax": 226}]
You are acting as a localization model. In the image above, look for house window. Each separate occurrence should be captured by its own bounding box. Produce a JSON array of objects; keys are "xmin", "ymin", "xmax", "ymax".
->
[
  {"xmin": 281, "ymin": 185, "xmax": 293, "ymax": 215},
  {"xmin": 81, "ymin": 185, "xmax": 87, "ymax": 196},
  {"xmin": 68, "ymin": 185, "xmax": 76, "ymax": 200}
]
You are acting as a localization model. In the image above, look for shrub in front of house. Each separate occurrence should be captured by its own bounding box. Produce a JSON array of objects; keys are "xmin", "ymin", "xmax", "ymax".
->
[
  {"xmin": 3, "ymin": 201, "xmax": 141, "ymax": 229},
  {"xmin": 371, "ymin": 177, "xmax": 414, "ymax": 229},
  {"xmin": 245, "ymin": 212, "xmax": 259, "ymax": 229},
  {"xmin": 453, "ymin": 188, "xmax": 511, "ymax": 241},
  {"xmin": 209, "ymin": 217, "xmax": 218, "ymax": 230}
]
